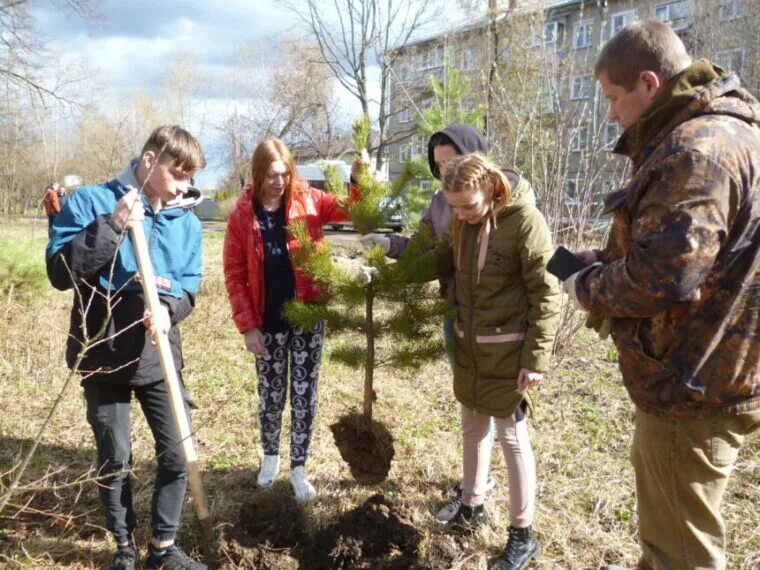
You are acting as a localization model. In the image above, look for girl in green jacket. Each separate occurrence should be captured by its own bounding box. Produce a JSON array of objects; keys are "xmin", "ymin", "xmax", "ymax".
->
[{"xmin": 438, "ymin": 153, "xmax": 560, "ymax": 570}]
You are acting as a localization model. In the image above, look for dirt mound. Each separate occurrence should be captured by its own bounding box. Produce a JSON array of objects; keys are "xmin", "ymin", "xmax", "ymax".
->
[
  {"xmin": 217, "ymin": 492, "xmax": 305, "ymax": 568},
  {"xmin": 330, "ymin": 413, "xmax": 395, "ymax": 484},
  {"xmin": 312, "ymin": 493, "xmax": 421, "ymax": 569}
]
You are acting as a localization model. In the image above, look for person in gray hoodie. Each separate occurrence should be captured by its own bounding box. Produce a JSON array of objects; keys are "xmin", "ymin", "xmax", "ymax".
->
[{"xmin": 360, "ymin": 124, "xmax": 502, "ymax": 523}]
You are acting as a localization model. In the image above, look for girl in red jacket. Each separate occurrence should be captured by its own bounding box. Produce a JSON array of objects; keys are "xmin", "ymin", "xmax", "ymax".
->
[{"xmin": 223, "ymin": 139, "xmax": 347, "ymax": 501}]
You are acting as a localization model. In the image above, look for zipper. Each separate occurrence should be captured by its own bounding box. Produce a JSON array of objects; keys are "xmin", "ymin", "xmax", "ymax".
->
[{"xmin": 467, "ymin": 223, "xmax": 479, "ymax": 408}]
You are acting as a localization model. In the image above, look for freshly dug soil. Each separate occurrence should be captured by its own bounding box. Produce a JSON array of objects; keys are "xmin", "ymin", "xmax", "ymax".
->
[
  {"xmin": 330, "ymin": 412, "xmax": 395, "ymax": 484},
  {"xmin": 312, "ymin": 493, "xmax": 421, "ymax": 569}
]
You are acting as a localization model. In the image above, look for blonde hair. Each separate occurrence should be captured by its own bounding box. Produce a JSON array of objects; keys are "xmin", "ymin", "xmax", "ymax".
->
[
  {"xmin": 141, "ymin": 125, "xmax": 206, "ymax": 173},
  {"xmin": 249, "ymin": 139, "xmax": 303, "ymax": 208},
  {"xmin": 441, "ymin": 153, "xmax": 512, "ymax": 247}
]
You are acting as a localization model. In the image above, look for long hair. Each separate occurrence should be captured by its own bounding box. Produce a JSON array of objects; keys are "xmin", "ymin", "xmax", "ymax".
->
[
  {"xmin": 249, "ymin": 139, "xmax": 301, "ymax": 207},
  {"xmin": 440, "ymin": 153, "xmax": 512, "ymax": 249}
]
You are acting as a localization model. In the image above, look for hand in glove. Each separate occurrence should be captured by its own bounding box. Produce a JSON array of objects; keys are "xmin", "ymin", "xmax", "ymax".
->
[
  {"xmin": 359, "ymin": 233, "xmax": 391, "ymax": 254},
  {"xmin": 356, "ymin": 265, "xmax": 380, "ymax": 285}
]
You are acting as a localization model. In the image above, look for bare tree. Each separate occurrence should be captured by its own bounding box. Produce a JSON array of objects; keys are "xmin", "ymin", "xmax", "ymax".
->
[
  {"xmin": 216, "ymin": 40, "xmax": 346, "ymax": 190},
  {"xmin": 280, "ymin": 0, "xmax": 440, "ymax": 170},
  {"xmin": 0, "ymin": 0, "xmax": 99, "ymax": 105}
]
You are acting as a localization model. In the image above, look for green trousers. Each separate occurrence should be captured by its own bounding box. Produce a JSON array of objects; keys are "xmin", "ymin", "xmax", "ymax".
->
[{"xmin": 631, "ymin": 408, "xmax": 760, "ymax": 570}]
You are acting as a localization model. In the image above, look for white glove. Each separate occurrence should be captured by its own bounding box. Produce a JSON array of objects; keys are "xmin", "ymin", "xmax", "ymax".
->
[
  {"xmin": 356, "ymin": 265, "xmax": 380, "ymax": 285},
  {"xmin": 562, "ymin": 270, "xmax": 582, "ymax": 306},
  {"xmin": 359, "ymin": 233, "xmax": 391, "ymax": 254}
]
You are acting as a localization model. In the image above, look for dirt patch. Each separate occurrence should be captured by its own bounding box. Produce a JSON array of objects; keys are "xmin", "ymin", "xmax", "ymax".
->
[
  {"xmin": 330, "ymin": 413, "xmax": 395, "ymax": 484},
  {"xmin": 417, "ymin": 533, "xmax": 468, "ymax": 569},
  {"xmin": 217, "ymin": 493, "xmax": 305, "ymax": 569},
  {"xmin": 312, "ymin": 493, "xmax": 422, "ymax": 569}
]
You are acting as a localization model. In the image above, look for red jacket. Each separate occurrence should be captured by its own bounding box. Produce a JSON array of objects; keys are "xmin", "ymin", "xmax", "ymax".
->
[{"xmin": 223, "ymin": 182, "xmax": 348, "ymax": 334}]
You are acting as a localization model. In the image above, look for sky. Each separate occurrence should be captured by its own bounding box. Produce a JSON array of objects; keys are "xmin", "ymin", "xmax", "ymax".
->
[{"xmin": 31, "ymin": 1, "xmax": 469, "ymax": 189}]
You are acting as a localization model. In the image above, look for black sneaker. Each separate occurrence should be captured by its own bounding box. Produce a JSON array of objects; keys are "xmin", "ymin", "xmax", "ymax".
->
[
  {"xmin": 109, "ymin": 545, "xmax": 137, "ymax": 570},
  {"xmin": 436, "ymin": 475, "xmax": 495, "ymax": 523},
  {"xmin": 446, "ymin": 504, "xmax": 487, "ymax": 532},
  {"xmin": 145, "ymin": 544, "xmax": 207, "ymax": 570},
  {"xmin": 491, "ymin": 525, "xmax": 540, "ymax": 570}
]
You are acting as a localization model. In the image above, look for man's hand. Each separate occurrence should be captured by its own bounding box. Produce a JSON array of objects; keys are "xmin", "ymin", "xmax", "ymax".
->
[
  {"xmin": 517, "ymin": 368, "xmax": 544, "ymax": 390},
  {"xmin": 359, "ymin": 233, "xmax": 391, "ymax": 254},
  {"xmin": 112, "ymin": 187, "xmax": 144, "ymax": 229},
  {"xmin": 574, "ymin": 250, "xmax": 598, "ymax": 265},
  {"xmin": 244, "ymin": 328, "xmax": 268, "ymax": 357},
  {"xmin": 143, "ymin": 305, "xmax": 170, "ymax": 345}
]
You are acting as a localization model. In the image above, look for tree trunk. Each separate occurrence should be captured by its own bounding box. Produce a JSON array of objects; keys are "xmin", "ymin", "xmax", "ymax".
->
[{"xmin": 363, "ymin": 284, "xmax": 375, "ymax": 421}]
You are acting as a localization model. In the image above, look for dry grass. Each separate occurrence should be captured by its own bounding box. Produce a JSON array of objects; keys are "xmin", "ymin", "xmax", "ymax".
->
[{"xmin": 0, "ymin": 218, "xmax": 758, "ymax": 569}]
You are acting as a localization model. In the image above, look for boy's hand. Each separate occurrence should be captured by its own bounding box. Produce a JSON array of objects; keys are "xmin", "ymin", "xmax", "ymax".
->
[
  {"xmin": 517, "ymin": 368, "xmax": 543, "ymax": 390},
  {"xmin": 113, "ymin": 188, "xmax": 144, "ymax": 229},
  {"xmin": 244, "ymin": 328, "xmax": 268, "ymax": 357},
  {"xmin": 144, "ymin": 305, "xmax": 171, "ymax": 345}
]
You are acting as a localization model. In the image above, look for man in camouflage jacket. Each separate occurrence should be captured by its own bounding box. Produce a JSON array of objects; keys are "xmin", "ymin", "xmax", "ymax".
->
[{"xmin": 566, "ymin": 20, "xmax": 760, "ymax": 570}]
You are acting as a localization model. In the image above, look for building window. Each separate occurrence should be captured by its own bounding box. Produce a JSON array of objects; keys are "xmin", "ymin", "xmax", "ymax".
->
[
  {"xmin": 573, "ymin": 21, "xmax": 593, "ymax": 49},
  {"xmin": 399, "ymin": 108, "xmax": 411, "ymax": 123},
  {"xmin": 714, "ymin": 48, "xmax": 745, "ymax": 75},
  {"xmin": 411, "ymin": 135, "xmax": 427, "ymax": 159},
  {"xmin": 610, "ymin": 10, "xmax": 636, "ymax": 36},
  {"xmin": 460, "ymin": 48, "xmax": 475, "ymax": 71},
  {"xmin": 396, "ymin": 65, "xmax": 410, "ymax": 81},
  {"xmin": 420, "ymin": 44, "xmax": 444, "ymax": 70},
  {"xmin": 544, "ymin": 21, "xmax": 565, "ymax": 45},
  {"xmin": 602, "ymin": 122, "xmax": 620, "ymax": 150},
  {"xmin": 654, "ymin": 1, "xmax": 692, "ymax": 31},
  {"xmin": 399, "ymin": 143, "xmax": 412, "ymax": 162},
  {"xmin": 564, "ymin": 178, "xmax": 582, "ymax": 204},
  {"xmin": 719, "ymin": 0, "xmax": 742, "ymax": 21},
  {"xmin": 570, "ymin": 75, "xmax": 593, "ymax": 100},
  {"xmin": 570, "ymin": 124, "xmax": 589, "ymax": 152}
]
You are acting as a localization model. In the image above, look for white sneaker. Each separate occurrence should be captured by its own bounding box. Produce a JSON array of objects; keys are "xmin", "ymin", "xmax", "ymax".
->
[
  {"xmin": 257, "ymin": 454, "xmax": 280, "ymax": 488},
  {"xmin": 290, "ymin": 466, "xmax": 317, "ymax": 502}
]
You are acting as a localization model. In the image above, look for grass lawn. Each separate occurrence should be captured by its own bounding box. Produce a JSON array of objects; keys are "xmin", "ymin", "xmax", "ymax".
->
[{"xmin": 1, "ymin": 218, "xmax": 758, "ymax": 569}]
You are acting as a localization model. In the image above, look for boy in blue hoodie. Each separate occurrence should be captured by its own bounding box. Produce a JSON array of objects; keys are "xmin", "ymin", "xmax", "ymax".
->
[{"xmin": 47, "ymin": 126, "xmax": 207, "ymax": 570}]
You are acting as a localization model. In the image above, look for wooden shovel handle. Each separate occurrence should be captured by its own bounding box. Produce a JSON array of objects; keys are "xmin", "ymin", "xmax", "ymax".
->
[{"xmin": 129, "ymin": 222, "xmax": 210, "ymax": 522}]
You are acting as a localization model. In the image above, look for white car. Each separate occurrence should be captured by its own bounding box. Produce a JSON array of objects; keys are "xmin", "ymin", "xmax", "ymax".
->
[{"xmin": 296, "ymin": 161, "xmax": 403, "ymax": 232}]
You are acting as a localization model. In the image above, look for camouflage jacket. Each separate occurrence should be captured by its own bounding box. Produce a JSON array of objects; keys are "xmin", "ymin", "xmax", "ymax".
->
[{"xmin": 576, "ymin": 71, "xmax": 760, "ymax": 418}]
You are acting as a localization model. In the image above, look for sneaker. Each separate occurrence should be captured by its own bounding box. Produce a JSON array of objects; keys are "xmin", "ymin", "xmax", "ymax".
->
[
  {"xmin": 257, "ymin": 454, "xmax": 280, "ymax": 488},
  {"xmin": 447, "ymin": 504, "xmax": 487, "ymax": 532},
  {"xmin": 110, "ymin": 545, "xmax": 137, "ymax": 570},
  {"xmin": 145, "ymin": 544, "xmax": 207, "ymax": 570},
  {"xmin": 491, "ymin": 525, "xmax": 541, "ymax": 570},
  {"xmin": 436, "ymin": 475, "xmax": 495, "ymax": 523},
  {"xmin": 290, "ymin": 465, "xmax": 317, "ymax": 502}
]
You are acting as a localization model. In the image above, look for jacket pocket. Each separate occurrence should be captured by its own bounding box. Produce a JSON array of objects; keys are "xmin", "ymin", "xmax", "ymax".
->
[{"xmin": 473, "ymin": 324, "xmax": 524, "ymax": 380}]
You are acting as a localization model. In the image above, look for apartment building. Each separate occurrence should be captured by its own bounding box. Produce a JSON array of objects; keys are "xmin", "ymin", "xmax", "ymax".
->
[{"xmin": 385, "ymin": 0, "xmax": 757, "ymax": 209}]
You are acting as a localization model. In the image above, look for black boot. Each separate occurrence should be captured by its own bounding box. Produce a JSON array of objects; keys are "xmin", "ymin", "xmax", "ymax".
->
[
  {"xmin": 491, "ymin": 525, "xmax": 540, "ymax": 570},
  {"xmin": 446, "ymin": 503, "xmax": 487, "ymax": 532}
]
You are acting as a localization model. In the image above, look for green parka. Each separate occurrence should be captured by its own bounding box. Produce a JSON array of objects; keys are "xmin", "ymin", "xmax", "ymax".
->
[{"xmin": 437, "ymin": 172, "xmax": 561, "ymax": 417}]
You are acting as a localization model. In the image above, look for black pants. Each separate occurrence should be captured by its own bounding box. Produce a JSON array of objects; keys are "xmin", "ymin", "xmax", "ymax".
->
[
  {"xmin": 84, "ymin": 380, "xmax": 191, "ymax": 543},
  {"xmin": 256, "ymin": 321, "xmax": 324, "ymax": 468}
]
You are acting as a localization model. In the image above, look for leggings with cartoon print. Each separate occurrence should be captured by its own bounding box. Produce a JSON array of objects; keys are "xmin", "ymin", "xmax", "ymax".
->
[{"xmin": 255, "ymin": 321, "xmax": 324, "ymax": 468}]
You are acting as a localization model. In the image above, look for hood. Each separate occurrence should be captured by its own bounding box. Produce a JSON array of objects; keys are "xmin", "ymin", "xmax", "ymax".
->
[
  {"xmin": 504, "ymin": 171, "xmax": 536, "ymax": 211},
  {"xmin": 115, "ymin": 157, "xmax": 203, "ymax": 213},
  {"xmin": 615, "ymin": 62, "xmax": 760, "ymax": 164},
  {"xmin": 427, "ymin": 124, "xmax": 487, "ymax": 179}
]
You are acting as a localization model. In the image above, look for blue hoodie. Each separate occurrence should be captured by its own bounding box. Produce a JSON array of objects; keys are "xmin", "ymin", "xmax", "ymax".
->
[
  {"xmin": 47, "ymin": 158, "xmax": 203, "ymax": 298},
  {"xmin": 46, "ymin": 158, "xmax": 203, "ymax": 385}
]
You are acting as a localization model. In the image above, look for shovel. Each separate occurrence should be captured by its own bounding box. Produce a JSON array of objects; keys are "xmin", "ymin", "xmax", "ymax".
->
[{"xmin": 129, "ymin": 219, "xmax": 215, "ymax": 564}]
